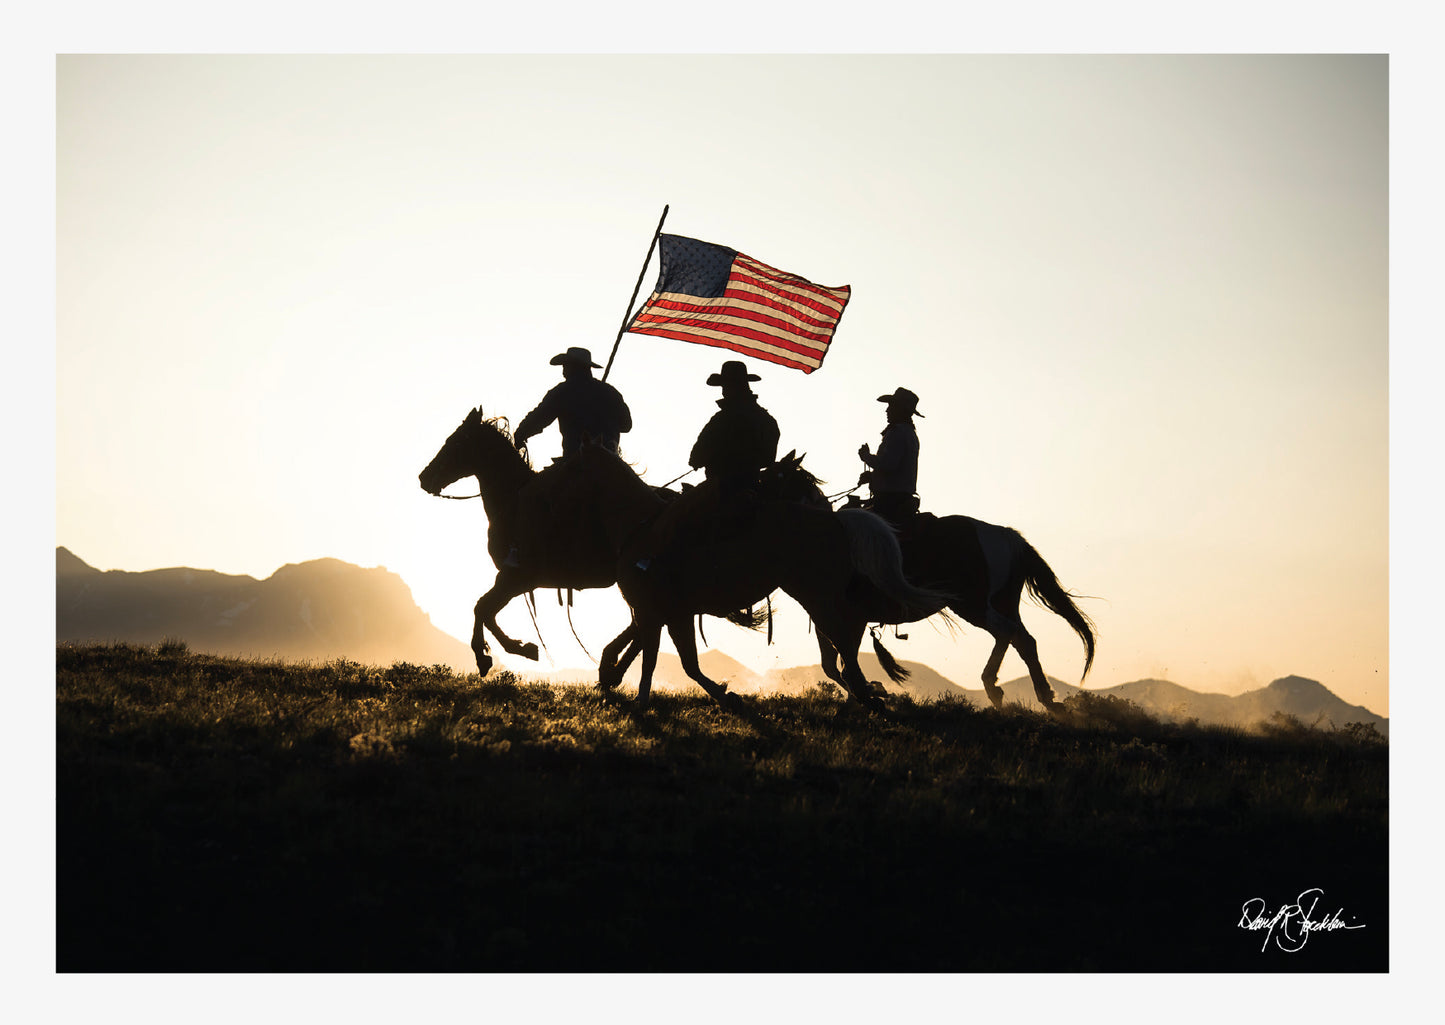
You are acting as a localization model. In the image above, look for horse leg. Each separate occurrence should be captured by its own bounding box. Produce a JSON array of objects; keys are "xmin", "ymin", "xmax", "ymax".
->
[
  {"xmin": 598, "ymin": 624, "xmax": 636, "ymax": 691},
  {"xmin": 817, "ymin": 616, "xmax": 885, "ymax": 713},
  {"xmin": 469, "ymin": 595, "xmax": 494, "ymax": 676},
  {"xmin": 980, "ymin": 634, "xmax": 1009, "ymax": 710},
  {"xmin": 1012, "ymin": 627, "xmax": 1059, "ymax": 712},
  {"xmin": 983, "ymin": 603, "xmax": 1058, "ymax": 713},
  {"xmin": 477, "ymin": 572, "xmax": 542, "ymax": 662},
  {"xmin": 815, "ymin": 633, "xmax": 846, "ymax": 689},
  {"xmin": 634, "ymin": 620, "xmax": 663, "ymax": 708},
  {"xmin": 669, "ymin": 614, "xmax": 732, "ymax": 707},
  {"xmin": 837, "ymin": 643, "xmax": 886, "ymax": 711},
  {"xmin": 786, "ymin": 573, "xmax": 882, "ymax": 711}
]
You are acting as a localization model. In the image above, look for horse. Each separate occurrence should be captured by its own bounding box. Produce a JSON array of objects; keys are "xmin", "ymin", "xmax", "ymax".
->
[
  {"xmin": 554, "ymin": 445, "xmax": 949, "ymax": 710},
  {"xmin": 418, "ymin": 406, "xmax": 783, "ymax": 678},
  {"xmin": 751, "ymin": 467, "xmax": 1095, "ymax": 712},
  {"xmin": 418, "ymin": 406, "xmax": 638, "ymax": 676},
  {"xmin": 820, "ymin": 506, "xmax": 1097, "ymax": 712}
]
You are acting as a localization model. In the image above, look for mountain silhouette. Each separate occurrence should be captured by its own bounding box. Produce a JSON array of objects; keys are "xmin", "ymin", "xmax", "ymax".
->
[
  {"xmin": 56, "ymin": 548, "xmax": 473, "ymax": 671},
  {"xmin": 55, "ymin": 548, "xmax": 1386, "ymax": 734},
  {"xmin": 988, "ymin": 672, "xmax": 1387, "ymax": 736},
  {"xmin": 761, "ymin": 654, "xmax": 963, "ymax": 701}
]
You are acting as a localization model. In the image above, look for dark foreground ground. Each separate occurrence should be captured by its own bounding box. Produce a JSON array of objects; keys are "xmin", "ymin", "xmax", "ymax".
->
[{"xmin": 56, "ymin": 643, "xmax": 1388, "ymax": 972}]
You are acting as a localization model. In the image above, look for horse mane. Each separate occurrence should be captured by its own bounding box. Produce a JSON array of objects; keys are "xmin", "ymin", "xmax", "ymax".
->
[{"xmin": 474, "ymin": 411, "xmax": 533, "ymax": 471}]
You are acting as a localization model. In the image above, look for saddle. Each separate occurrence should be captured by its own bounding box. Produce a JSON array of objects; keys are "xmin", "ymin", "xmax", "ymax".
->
[
  {"xmin": 845, "ymin": 492, "xmax": 921, "ymax": 523},
  {"xmin": 504, "ymin": 451, "xmax": 619, "ymax": 576}
]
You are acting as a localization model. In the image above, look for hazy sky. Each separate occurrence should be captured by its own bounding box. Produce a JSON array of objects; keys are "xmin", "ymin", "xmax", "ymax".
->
[{"xmin": 54, "ymin": 54, "xmax": 1391, "ymax": 715}]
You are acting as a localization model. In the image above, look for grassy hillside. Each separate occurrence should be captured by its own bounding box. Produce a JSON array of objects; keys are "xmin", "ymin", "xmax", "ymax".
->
[{"xmin": 56, "ymin": 641, "xmax": 1388, "ymax": 972}]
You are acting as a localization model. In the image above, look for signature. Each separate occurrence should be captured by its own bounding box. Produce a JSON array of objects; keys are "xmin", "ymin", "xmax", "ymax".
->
[{"xmin": 1238, "ymin": 888, "xmax": 1366, "ymax": 952}]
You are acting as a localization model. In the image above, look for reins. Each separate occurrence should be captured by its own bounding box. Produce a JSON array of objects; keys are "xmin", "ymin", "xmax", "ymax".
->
[
  {"xmin": 824, "ymin": 483, "xmax": 864, "ymax": 505},
  {"xmin": 661, "ymin": 466, "xmax": 699, "ymax": 489}
]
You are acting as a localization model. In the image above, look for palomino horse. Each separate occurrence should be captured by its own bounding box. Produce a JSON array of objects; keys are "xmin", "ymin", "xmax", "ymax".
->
[
  {"xmin": 554, "ymin": 446, "xmax": 948, "ymax": 710},
  {"xmin": 418, "ymin": 407, "xmax": 633, "ymax": 676},
  {"xmin": 820, "ymin": 508, "xmax": 1097, "ymax": 711}
]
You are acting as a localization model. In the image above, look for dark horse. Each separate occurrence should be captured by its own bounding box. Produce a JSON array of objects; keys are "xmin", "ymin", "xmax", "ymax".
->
[
  {"xmin": 754, "ymin": 465, "xmax": 1095, "ymax": 711},
  {"xmin": 553, "ymin": 445, "xmax": 948, "ymax": 709},
  {"xmin": 820, "ymin": 506, "xmax": 1097, "ymax": 711},
  {"xmin": 418, "ymin": 407, "xmax": 635, "ymax": 676},
  {"xmin": 417, "ymin": 409, "xmax": 932, "ymax": 709}
]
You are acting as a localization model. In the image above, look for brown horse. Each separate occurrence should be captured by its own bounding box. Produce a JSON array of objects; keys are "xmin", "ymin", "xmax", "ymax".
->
[
  {"xmin": 418, "ymin": 407, "xmax": 636, "ymax": 676},
  {"xmin": 819, "ymin": 508, "xmax": 1097, "ymax": 711},
  {"xmin": 553, "ymin": 445, "xmax": 948, "ymax": 709}
]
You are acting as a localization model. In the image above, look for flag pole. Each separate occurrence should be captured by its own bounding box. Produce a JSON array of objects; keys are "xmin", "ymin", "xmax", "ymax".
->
[{"xmin": 602, "ymin": 203, "xmax": 669, "ymax": 382}]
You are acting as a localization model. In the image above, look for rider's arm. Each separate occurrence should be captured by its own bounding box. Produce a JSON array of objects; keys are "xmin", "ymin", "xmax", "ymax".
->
[
  {"xmin": 688, "ymin": 415, "xmax": 718, "ymax": 469},
  {"xmin": 513, "ymin": 387, "xmax": 560, "ymax": 447},
  {"xmin": 871, "ymin": 435, "xmax": 900, "ymax": 472},
  {"xmin": 760, "ymin": 412, "xmax": 780, "ymax": 467},
  {"xmin": 615, "ymin": 388, "xmax": 633, "ymax": 435}
]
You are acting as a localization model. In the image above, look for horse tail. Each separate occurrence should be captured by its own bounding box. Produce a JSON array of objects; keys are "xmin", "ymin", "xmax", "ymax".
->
[
  {"xmin": 1013, "ymin": 532, "xmax": 1097, "ymax": 680},
  {"xmin": 724, "ymin": 604, "xmax": 770, "ymax": 631},
  {"xmin": 871, "ymin": 632, "xmax": 911, "ymax": 683},
  {"xmin": 837, "ymin": 508, "xmax": 949, "ymax": 621}
]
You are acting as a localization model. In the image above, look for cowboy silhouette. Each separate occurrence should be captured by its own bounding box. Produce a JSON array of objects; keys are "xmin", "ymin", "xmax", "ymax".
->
[
  {"xmin": 633, "ymin": 360, "xmax": 781, "ymax": 571},
  {"xmin": 513, "ymin": 347, "xmax": 632, "ymax": 457},
  {"xmin": 502, "ymin": 347, "xmax": 632, "ymax": 570},
  {"xmin": 858, "ymin": 387, "xmax": 923, "ymax": 526},
  {"xmin": 688, "ymin": 360, "xmax": 780, "ymax": 496}
]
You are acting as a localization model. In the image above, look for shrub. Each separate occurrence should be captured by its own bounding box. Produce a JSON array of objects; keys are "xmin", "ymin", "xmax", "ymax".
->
[
  {"xmin": 1058, "ymin": 691, "xmax": 1159, "ymax": 733},
  {"xmin": 1337, "ymin": 720, "xmax": 1386, "ymax": 746}
]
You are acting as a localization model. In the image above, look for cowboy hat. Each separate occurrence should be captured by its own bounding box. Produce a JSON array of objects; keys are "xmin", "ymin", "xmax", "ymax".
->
[
  {"xmin": 706, "ymin": 360, "xmax": 761, "ymax": 387},
  {"xmin": 550, "ymin": 347, "xmax": 602, "ymax": 368},
  {"xmin": 877, "ymin": 387, "xmax": 923, "ymax": 416}
]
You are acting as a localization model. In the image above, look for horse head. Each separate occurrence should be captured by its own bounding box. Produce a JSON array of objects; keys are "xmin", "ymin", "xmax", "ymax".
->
[
  {"xmin": 418, "ymin": 406, "xmax": 531, "ymax": 498},
  {"xmin": 760, "ymin": 450, "xmax": 829, "ymax": 508}
]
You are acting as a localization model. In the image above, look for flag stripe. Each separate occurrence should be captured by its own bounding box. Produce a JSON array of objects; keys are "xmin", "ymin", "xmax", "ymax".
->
[
  {"xmin": 723, "ymin": 279, "xmax": 846, "ymax": 333},
  {"xmin": 626, "ymin": 234, "xmax": 850, "ymax": 375},
  {"xmin": 639, "ymin": 292, "xmax": 838, "ymax": 345},
  {"xmin": 628, "ymin": 323, "xmax": 823, "ymax": 372},
  {"xmin": 630, "ymin": 307, "xmax": 828, "ymax": 360},
  {"xmin": 734, "ymin": 255, "xmax": 850, "ymax": 314}
]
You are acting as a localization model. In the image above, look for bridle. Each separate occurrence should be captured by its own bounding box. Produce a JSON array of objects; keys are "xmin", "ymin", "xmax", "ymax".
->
[{"xmin": 434, "ymin": 489, "xmax": 482, "ymax": 500}]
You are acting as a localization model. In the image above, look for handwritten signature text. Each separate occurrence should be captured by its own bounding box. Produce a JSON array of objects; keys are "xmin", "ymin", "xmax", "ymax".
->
[{"xmin": 1238, "ymin": 888, "xmax": 1366, "ymax": 952}]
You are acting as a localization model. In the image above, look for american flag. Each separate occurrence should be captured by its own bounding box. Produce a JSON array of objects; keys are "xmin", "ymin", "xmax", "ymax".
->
[{"xmin": 626, "ymin": 234, "xmax": 851, "ymax": 374}]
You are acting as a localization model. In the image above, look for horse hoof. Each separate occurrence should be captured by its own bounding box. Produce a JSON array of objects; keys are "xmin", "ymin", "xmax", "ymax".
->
[
  {"xmin": 598, "ymin": 664, "xmax": 624, "ymax": 691},
  {"xmin": 520, "ymin": 643, "xmax": 540, "ymax": 661},
  {"xmin": 476, "ymin": 655, "xmax": 493, "ymax": 677}
]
